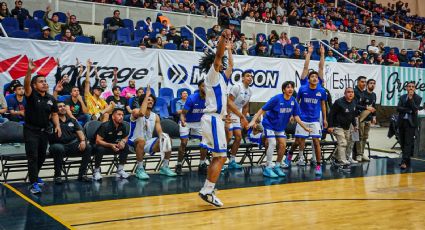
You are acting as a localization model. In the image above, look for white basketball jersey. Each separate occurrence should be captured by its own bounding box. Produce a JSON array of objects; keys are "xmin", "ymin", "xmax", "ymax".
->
[
  {"xmin": 203, "ymin": 66, "xmax": 228, "ymax": 118},
  {"xmin": 130, "ymin": 111, "xmax": 157, "ymax": 141}
]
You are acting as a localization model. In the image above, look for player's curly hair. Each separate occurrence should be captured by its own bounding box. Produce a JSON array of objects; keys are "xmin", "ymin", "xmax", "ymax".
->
[{"xmin": 199, "ymin": 51, "xmax": 228, "ymax": 74}]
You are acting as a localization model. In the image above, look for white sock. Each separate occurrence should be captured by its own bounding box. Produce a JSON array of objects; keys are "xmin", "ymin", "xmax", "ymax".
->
[
  {"xmin": 200, "ymin": 179, "xmax": 215, "ymax": 194},
  {"xmin": 162, "ymin": 159, "xmax": 169, "ymax": 167},
  {"xmin": 118, "ymin": 164, "xmax": 124, "ymax": 171},
  {"xmin": 230, "ymin": 155, "xmax": 235, "ymax": 162},
  {"xmin": 137, "ymin": 161, "xmax": 144, "ymax": 169},
  {"xmin": 95, "ymin": 168, "xmax": 100, "ymax": 173},
  {"xmin": 200, "ymin": 159, "xmax": 206, "ymax": 165}
]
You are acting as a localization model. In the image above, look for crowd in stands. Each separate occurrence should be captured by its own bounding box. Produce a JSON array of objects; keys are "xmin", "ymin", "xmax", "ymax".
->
[{"xmin": 0, "ymin": 0, "xmax": 424, "ymax": 67}]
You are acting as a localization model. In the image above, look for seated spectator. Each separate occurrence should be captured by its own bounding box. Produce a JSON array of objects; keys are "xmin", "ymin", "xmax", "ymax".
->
[
  {"xmin": 228, "ymin": 22, "xmax": 240, "ymax": 40},
  {"xmin": 219, "ymin": 1, "xmax": 235, "ymax": 26},
  {"xmin": 237, "ymin": 42, "xmax": 249, "ymax": 55},
  {"xmin": 373, "ymin": 54, "xmax": 385, "ymax": 65},
  {"xmin": 357, "ymin": 51, "xmax": 372, "ymax": 64},
  {"xmin": 66, "ymin": 14, "xmax": 83, "ymax": 37},
  {"xmin": 408, "ymin": 58, "xmax": 417, "ymax": 67},
  {"xmin": 412, "ymin": 51, "xmax": 422, "ymax": 62},
  {"xmin": 385, "ymin": 48, "xmax": 400, "ymax": 66},
  {"xmin": 325, "ymin": 50, "xmax": 338, "ymax": 62},
  {"xmin": 180, "ymin": 39, "xmax": 191, "ymax": 51},
  {"xmin": 100, "ymin": 68, "xmax": 118, "ymax": 99},
  {"xmin": 208, "ymin": 35, "xmax": 218, "ymax": 49},
  {"xmin": 256, "ymin": 43, "xmax": 269, "ymax": 57},
  {"xmin": 176, "ymin": 90, "xmax": 188, "ymax": 115},
  {"xmin": 84, "ymin": 60, "xmax": 114, "ymax": 121},
  {"xmin": 10, "ymin": 0, "xmax": 31, "ymax": 30},
  {"xmin": 93, "ymin": 108, "xmax": 130, "ymax": 181},
  {"xmin": 156, "ymin": 28, "xmax": 168, "ymax": 43},
  {"xmin": 106, "ymin": 10, "xmax": 124, "ymax": 43},
  {"xmin": 0, "ymin": 2, "xmax": 11, "ymax": 21},
  {"xmin": 415, "ymin": 59, "xmax": 423, "ymax": 68},
  {"xmin": 277, "ymin": 32, "xmax": 291, "ymax": 46},
  {"xmin": 156, "ymin": 37, "xmax": 164, "ymax": 49},
  {"xmin": 106, "ymin": 86, "xmax": 132, "ymax": 121},
  {"xmin": 125, "ymin": 0, "xmax": 143, "ymax": 7},
  {"xmin": 235, "ymin": 33, "xmax": 253, "ymax": 51},
  {"xmin": 325, "ymin": 20, "xmax": 337, "ymax": 31},
  {"xmin": 245, "ymin": 10, "xmax": 255, "ymax": 21},
  {"xmin": 290, "ymin": 48, "xmax": 304, "ymax": 59},
  {"xmin": 367, "ymin": 40, "xmax": 379, "ymax": 55},
  {"xmin": 377, "ymin": 42, "xmax": 385, "ymax": 54},
  {"xmin": 39, "ymin": 26, "xmax": 53, "ymax": 40},
  {"xmin": 268, "ymin": 30, "xmax": 279, "ymax": 45},
  {"xmin": 160, "ymin": 1, "xmax": 173, "ymax": 12},
  {"xmin": 48, "ymin": 101, "xmax": 91, "ymax": 184},
  {"xmin": 44, "ymin": 5, "xmax": 68, "ymax": 38},
  {"xmin": 0, "ymin": 93, "xmax": 7, "ymax": 124},
  {"xmin": 4, "ymin": 79, "xmax": 22, "ymax": 96},
  {"xmin": 398, "ymin": 49, "xmax": 409, "ymax": 63},
  {"xmin": 61, "ymin": 29, "xmax": 75, "ymax": 42},
  {"xmin": 121, "ymin": 80, "xmax": 137, "ymax": 99},
  {"xmin": 53, "ymin": 83, "xmax": 90, "ymax": 125},
  {"xmin": 6, "ymin": 83, "xmax": 26, "ymax": 122},
  {"xmin": 166, "ymin": 26, "xmax": 181, "ymax": 47}
]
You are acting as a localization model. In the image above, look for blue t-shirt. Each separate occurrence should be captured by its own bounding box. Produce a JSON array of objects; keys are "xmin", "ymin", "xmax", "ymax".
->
[
  {"xmin": 6, "ymin": 94, "xmax": 26, "ymax": 114},
  {"xmin": 183, "ymin": 93, "xmax": 206, "ymax": 123},
  {"xmin": 297, "ymin": 86, "xmax": 327, "ymax": 122},
  {"xmin": 300, "ymin": 76, "xmax": 323, "ymax": 86},
  {"xmin": 261, "ymin": 94, "xmax": 300, "ymax": 132}
]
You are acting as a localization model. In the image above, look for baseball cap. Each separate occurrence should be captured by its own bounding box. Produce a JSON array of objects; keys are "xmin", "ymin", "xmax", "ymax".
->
[{"xmin": 42, "ymin": 26, "xmax": 51, "ymax": 31}]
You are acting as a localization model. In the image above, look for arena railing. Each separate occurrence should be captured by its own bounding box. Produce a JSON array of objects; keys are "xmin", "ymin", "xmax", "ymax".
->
[{"xmin": 241, "ymin": 20, "xmax": 420, "ymax": 50}]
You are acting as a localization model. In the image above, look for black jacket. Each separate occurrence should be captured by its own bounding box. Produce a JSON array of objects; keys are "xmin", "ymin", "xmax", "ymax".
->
[
  {"xmin": 329, "ymin": 97, "xmax": 357, "ymax": 130},
  {"xmin": 397, "ymin": 93, "xmax": 423, "ymax": 127}
]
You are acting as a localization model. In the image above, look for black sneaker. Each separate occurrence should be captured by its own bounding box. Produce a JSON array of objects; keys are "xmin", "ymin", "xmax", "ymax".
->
[
  {"xmin": 54, "ymin": 177, "xmax": 63, "ymax": 185},
  {"xmin": 198, "ymin": 163, "xmax": 208, "ymax": 175},
  {"xmin": 78, "ymin": 175, "xmax": 91, "ymax": 182},
  {"xmin": 175, "ymin": 164, "xmax": 182, "ymax": 175}
]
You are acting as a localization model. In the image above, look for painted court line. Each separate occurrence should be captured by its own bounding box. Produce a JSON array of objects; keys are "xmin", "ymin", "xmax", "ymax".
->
[{"xmin": 72, "ymin": 198, "xmax": 425, "ymax": 227}]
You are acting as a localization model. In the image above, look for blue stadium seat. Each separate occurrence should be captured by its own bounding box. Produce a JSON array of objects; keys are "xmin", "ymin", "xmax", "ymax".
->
[
  {"xmin": 35, "ymin": 18, "xmax": 47, "ymax": 28},
  {"xmin": 128, "ymin": 40, "xmax": 140, "ymax": 47},
  {"xmin": 290, "ymin": 36, "xmax": 299, "ymax": 45},
  {"xmin": 400, "ymin": 62, "xmax": 410, "ymax": 67},
  {"xmin": 135, "ymin": 20, "xmax": 148, "ymax": 31},
  {"xmin": 392, "ymin": 47, "xmax": 399, "ymax": 55},
  {"xmin": 128, "ymin": 97, "xmax": 136, "ymax": 110},
  {"xmin": 144, "ymin": 87, "xmax": 156, "ymax": 97},
  {"xmin": 153, "ymin": 97, "xmax": 170, "ymax": 118},
  {"xmin": 54, "ymin": 34, "xmax": 62, "ymax": 41},
  {"xmin": 2, "ymin": 17, "xmax": 19, "ymax": 33},
  {"xmin": 170, "ymin": 98, "xmax": 179, "ymax": 116},
  {"xmin": 116, "ymin": 28, "xmax": 131, "ymax": 45},
  {"xmin": 24, "ymin": 19, "xmax": 41, "ymax": 34},
  {"xmin": 271, "ymin": 43, "xmax": 284, "ymax": 57},
  {"xmin": 5, "ymin": 93, "xmax": 15, "ymax": 103},
  {"xmin": 384, "ymin": 46, "xmax": 390, "ymax": 54},
  {"xmin": 159, "ymin": 87, "xmax": 174, "ymax": 105},
  {"xmin": 133, "ymin": 29, "xmax": 146, "ymax": 42},
  {"xmin": 3, "ymin": 83, "xmax": 10, "ymax": 96},
  {"xmin": 152, "ymin": 22, "xmax": 163, "ymax": 33},
  {"xmin": 54, "ymin": 12, "xmax": 67, "ymax": 23},
  {"xmin": 103, "ymin": 17, "xmax": 112, "ymax": 29},
  {"xmin": 176, "ymin": 88, "xmax": 191, "ymax": 98},
  {"xmin": 10, "ymin": 30, "xmax": 29, "ymax": 38},
  {"xmin": 33, "ymin": 10, "xmax": 45, "ymax": 20},
  {"xmin": 284, "ymin": 44, "xmax": 294, "ymax": 57},
  {"xmin": 297, "ymin": 44, "xmax": 305, "ymax": 53},
  {"xmin": 75, "ymin": 36, "xmax": 92, "ymax": 43},
  {"xmin": 339, "ymin": 42, "xmax": 348, "ymax": 52},
  {"xmin": 311, "ymin": 53, "xmax": 320, "ymax": 61},
  {"xmin": 248, "ymin": 46, "xmax": 256, "ymax": 56},
  {"xmin": 180, "ymin": 26, "xmax": 193, "ymax": 41},
  {"xmin": 58, "ymin": 95, "xmax": 71, "ymax": 102},
  {"xmin": 122, "ymin": 19, "xmax": 134, "ymax": 32},
  {"xmin": 194, "ymin": 27, "xmax": 207, "ymax": 51},
  {"xmin": 164, "ymin": 43, "xmax": 177, "ymax": 50},
  {"xmin": 311, "ymin": 40, "xmax": 320, "ymax": 49},
  {"xmin": 29, "ymin": 32, "xmax": 42, "ymax": 39}
]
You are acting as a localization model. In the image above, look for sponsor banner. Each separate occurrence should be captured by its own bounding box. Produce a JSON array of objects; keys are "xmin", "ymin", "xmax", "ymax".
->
[
  {"xmin": 381, "ymin": 66, "xmax": 425, "ymax": 106},
  {"xmin": 0, "ymin": 38, "xmax": 159, "ymax": 93},
  {"xmin": 160, "ymin": 50, "xmax": 382, "ymax": 102}
]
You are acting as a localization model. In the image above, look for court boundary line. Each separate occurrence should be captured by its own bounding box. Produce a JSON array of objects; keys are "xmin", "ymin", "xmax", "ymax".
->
[
  {"xmin": 2, "ymin": 183, "xmax": 75, "ymax": 230},
  {"xmin": 71, "ymin": 198, "xmax": 425, "ymax": 227}
]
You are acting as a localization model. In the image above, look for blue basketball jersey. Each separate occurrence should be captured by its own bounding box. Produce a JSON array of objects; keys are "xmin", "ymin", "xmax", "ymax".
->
[{"xmin": 262, "ymin": 94, "xmax": 300, "ymax": 132}]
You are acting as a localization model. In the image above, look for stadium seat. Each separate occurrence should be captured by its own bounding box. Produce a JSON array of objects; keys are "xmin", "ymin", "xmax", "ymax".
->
[
  {"xmin": 24, "ymin": 19, "xmax": 41, "ymax": 34},
  {"xmin": 152, "ymin": 22, "xmax": 163, "ymax": 33},
  {"xmin": 0, "ymin": 121, "xmax": 24, "ymax": 143},
  {"xmin": 29, "ymin": 32, "xmax": 42, "ymax": 39},
  {"xmin": 116, "ymin": 28, "xmax": 131, "ymax": 45},
  {"xmin": 33, "ymin": 10, "xmax": 45, "ymax": 20},
  {"xmin": 54, "ymin": 34, "xmax": 62, "ymax": 41},
  {"xmin": 297, "ymin": 44, "xmax": 305, "ymax": 53},
  {"xmin": 311, "ymin": 53, "xmax": 320, "ymax": 60},
  {"xmin": 2, "ymin": 17, "xmax": 19, "ymax": 33},
  {"xmin": 144, "ymin": 87, "xmax": 156, "ymax": 97},
  {"xmin": 339, "ymin": 42, "xmax": 348, "ymax": 52},
  {"xmin": 194, "ymin": 27, "xmax": 207, "ymax": 51},
  {"xmin": 159, "ymin": 87, "xmax": 174, "ymax": 105},
  {"xmin": 103, "ymin": 17, "xmax": 112, "ymax": 29},
  {"xmin": 75, "ymin": 36, "xmax": 92, "ymax": 43},
  {"xmin": 153, "ymin": 97, "xmax": 170, "ymax": 118},
  {"xmin": 384, "ymin": 46, "xmax": 390, "ymax": 54},
  {"xmin": 128, "ymin": 97, "xmax": 137, "ymax": 110},
  {"xmin": 54, "ymin": 12, "xmax": 67, "ymax": 23},
  {"xmin": 133, "ymin": 29, "xmax": 147, "ymax": 42},
  {"xmin": 164, "ymin": 43, "xmax": 177, "ymax": 50},
  {"xmin": 392, "ymin": 47, "xmax": 399, "ymax": 54},
  {"xmin": 3, "ymin": 83, "xmax": 10, "ymax": 96},
  {"xmin": 176, "ymin": 88, "xmax": 191, "ymax": 98},
  {"xmin": 5, "ymin": 93, "xmax": 15, "ymax": 103},
  {"xmin": 311, "ymin": 40, "xmax": 320, "ymax": 49},
  {"xmin": 122, "ymin": 19, "xmax": 134, "ymax": 32},
  {"xmin": 271, "ymin": 43, "xmax": 284, "ymax": 57},
  {"xmin": 180, "ymin": 26, "xmax": 193, "ymax": 41},
  {"xmin": 170, "ymin": 98, "xmax": 179, "ymax": 116},
  {"xmin": 84, "ymin": 120, "xmax": 102, "ymax": 144},
  {"xmin": 284, "ymin": 44, "xmax": 295, "ymax": 57},
  {"xmin": 58, "ymin": 95, "xmax": 71, "ymax": 102},
  {"xmin": 135, "ymin": 20, "xmax": 148, "ymax": 31},
  {"xmin": 290, "ymin": 36, "xmax": 299, "ymax": 45},
  {"xmin": 9, "ymin": 30, "xmax": 29, "ymax": 39},
  {"xmin": 35, "ymin": 18, "xmax": 47, "ymax": 28},
  {"xmin": 248, "ymin": 46, "xmax": 256, "ymax": 56}
]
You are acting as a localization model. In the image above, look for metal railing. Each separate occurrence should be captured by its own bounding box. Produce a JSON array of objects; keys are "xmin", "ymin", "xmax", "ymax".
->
[
  {"xmin": 0, "ymin": 23, "xmax": 8, "ymax": 37},
  {"xmin": 312, "ymin": 39, "xmax": 354, "ymax": 63}
]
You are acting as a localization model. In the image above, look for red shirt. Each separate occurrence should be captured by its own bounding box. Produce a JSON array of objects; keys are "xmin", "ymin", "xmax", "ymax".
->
[{"xmin": 386, "ymin": 53, "xmax": 399, "ymax": 62}]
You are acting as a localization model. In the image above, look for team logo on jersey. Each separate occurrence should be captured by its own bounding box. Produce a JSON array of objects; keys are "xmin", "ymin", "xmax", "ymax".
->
[
  {"xmin": 316, "ymin": 92, "xmax": 322, "ymax": 97},
  {"xmin": 345, "ymin": 108, "xmax": 349, "ymax": 112},
  {"xmin": 291, "ymin": 101, "xmax": 294, "ymax": 106},
  {"xmin": 47, "ymin": 100, "xmax": 53, "ymax": 106},
  {"xmin": 68, "ymin": 122, "xmax": 74, "ymax": 127}
]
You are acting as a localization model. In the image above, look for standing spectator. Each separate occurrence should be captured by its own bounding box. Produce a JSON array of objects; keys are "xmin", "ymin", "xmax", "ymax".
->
[
  {"xmin": 93, "ymin": 108, "xmax": 130, "ymax": 180},
  {"xmin": 237, "ymin": 42, "xmax": 249, "ymax": 55},
  {"xmin": 219, "ymin": 1, "xmax": 235, "ymax": 26},
  {"xmin": 327, "ymin": 87, "xmax": 358, "ymax": 166},
  {"xmin": 106, "ymin": 10, "xmax": 124, "ymax": 43},
  {"xmin": 66, "ymin": 14, "xmax": 83, "ymax": 37},
  {"xmin": 39, "ymin": 26, "xmax": 53, "ymax": 40},
  {"xmin": 288, "ymin": 9, "xmax": 298, "ymax": 26},
  {"xmin": 48, "ymin": 101, "xmax": 91, "ymax": 184},
  {"xmin": 357, "ymin": 51, "xmax": 372, "ymax": 64},
  {"xmin": 256, "ymin": 43, "xmax": 269, "ymax": 57},
  {"xmin": 245, "ymin": 11, "xmax": 255, "ymax": 21},
  {"xmin": 0, "ymin": 2, "xmax": 11, "ymax": 21},
  {"xmin": 385, "ymin": 48, "xmax": 400, "ymax": 66},
  {"xmin": 325, "ymin": 50, "xmax": 337, "ymax": 62},
  {"xmin": 6, "ymin": 83, "xmax": 26, "ymax": 122},
  {"xmin": 397, "ymin": 82, "xmax": 423, "ymax": 169},
  {"xmin": 398, "ymin": 49, "xmax": 409, "ymax": 63},
  {"xmin": 120, "ymin": 80, "xmax": 137, "ymax": 99},
  {"xmin": 23, "ymin": 60, "xmax": 61, "ymax": 194},
  {"xmin": 166, "ymin": 26, "xmax": 182, "ymax": 47},
  {"xmin": 11, "ymin": 0, "xmax": 31, "ymax": 30},
  {"xmin": 44, "ymin": 5, "xmax": 68, "ymax": 39}
]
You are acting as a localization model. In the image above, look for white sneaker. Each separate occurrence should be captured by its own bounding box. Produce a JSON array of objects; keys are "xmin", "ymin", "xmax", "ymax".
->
[
  {"xmin": 281, "ymin": 162, "xmax": 289, "ymax": 169},
  {"xmin": 348, "ymin": 157, "xmax": 358, "ymax": 164},
  {"xmin": 342, "ymin": 159, "xmax": 350, "ymax": 165},
  {"xmin": 362, "ymin": 154, "xmax": 370, "ymax": 161},
  {"xmin": 93, "ymin": 171, "xmax": 102, "ymax": 181},
  {"xmin": 198, "ymin": 190, "xmax": 223, "ymax": 207},
  {"xmin": 356, "ymin": 155, "xmax": 363, "ymax": 162},
  {"xmin": 297, "ymin": 157, "xmax": 306, "ymax": 166},
  {"xmin": 116, "ymin": 169, "xmax": 130, "ymax": 179}
]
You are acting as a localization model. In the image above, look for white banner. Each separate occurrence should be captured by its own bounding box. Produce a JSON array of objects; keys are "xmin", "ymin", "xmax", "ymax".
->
[
  {"xmin": 0, "ymin": 37, "xmax": 159, "ymax": 93},
  {"xmin": 159, "ymin": 50, "xmax": 382, "ymax": 103}
]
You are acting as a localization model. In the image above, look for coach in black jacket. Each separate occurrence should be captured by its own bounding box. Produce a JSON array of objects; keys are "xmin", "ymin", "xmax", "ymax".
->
[{"xmin": 397, "ymin": 82, "xmax": 423, "ymax": 169}]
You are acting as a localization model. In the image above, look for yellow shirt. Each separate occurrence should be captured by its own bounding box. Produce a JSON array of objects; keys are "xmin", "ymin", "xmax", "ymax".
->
[{"xmin": 85, "ymin": 92, "xmax": 107, "ymax": 115}]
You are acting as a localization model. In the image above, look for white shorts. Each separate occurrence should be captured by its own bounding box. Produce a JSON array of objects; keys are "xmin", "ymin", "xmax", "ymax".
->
[
  {"xmin": 128, "ymin": 137, "xmax": 158, "ymax": 155},
  {"xmin": 295, "ymin": 121, "xmax": 322, "ymax": 139},
  {"xmin": 179, "ymin": 122, "xmax": 202, "ymax": 139},
  {"xmin": 264, "ymin": 128, "xmax": 287, "ymax": 139},
  {"xmin": 228, "ymin": 114, "xmax": 242, "ymax": 131},
  {"xmin": 200, "ymin": 114, "xmax": 227, "ymax": 157}
]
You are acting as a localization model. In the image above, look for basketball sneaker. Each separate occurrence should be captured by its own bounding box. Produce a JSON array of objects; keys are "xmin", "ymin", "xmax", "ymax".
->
[
  {"xmin": 315, "ymin": 165, "xmax": 322, "ymax": 176},
  {"xmin": 175, "ymin": 164, "xmax": 182, "ymax": 175},
  {"xmin": 135, "ymin": 167, "xmax": 150, "ymax": 180},
  {"xmin": 263, "ymin": 167, "xmax": 278, "ymax": 178},
  {"xmin": 37, "ymin": 178, "xmax": 45, "ymax": 186},
  {"xmin": 227, "ymin": 161, "xmax": 242, "ymax": 169},
  {"xmin": 198, "ymin": 190, "xmax": 223, "ymax": 207},
  {"xmin": 198, "ymin": 163, "xmax": 208, "ymax": 175},
  {"xmin": 93, "ymin": 170, "xmax": 102, "ymax": 181},
  {"xmin": 116, "ymin": 169, "xmax": 129, "ymax": 179},
  {"xmin": 30, "ymin": 183, "xmax": 42, "ymax": 194},
  {"xmin": 273, "ymin": 166, "xmax": 286, "ymax": 177},
  {"xmin": 159, "ymin": 166, "xmax": 177, "ymax": 177}
]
